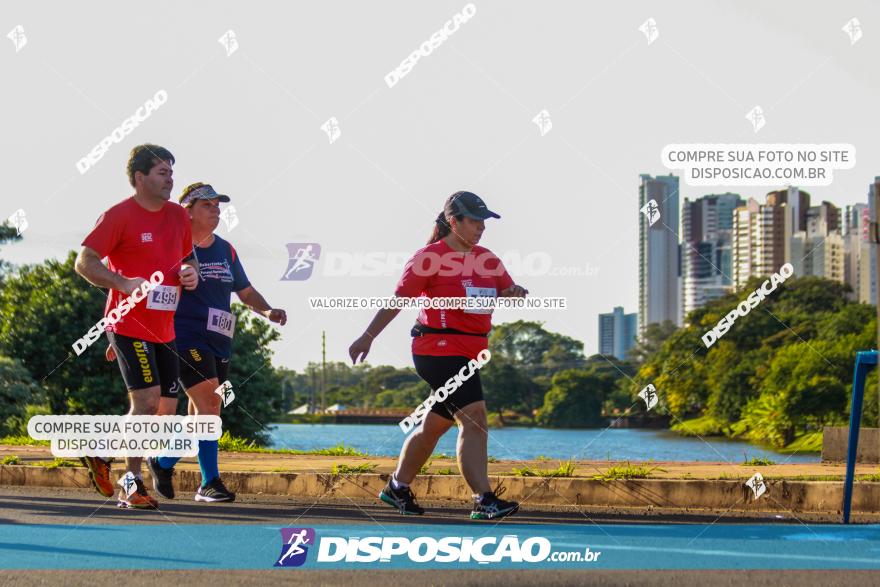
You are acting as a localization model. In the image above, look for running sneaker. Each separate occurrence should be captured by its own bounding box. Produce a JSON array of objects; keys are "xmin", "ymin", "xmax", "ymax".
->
[
  {"xmin": 79, "ymin": 456, "xmax": 114, "ymax": 498},
  {"xmin": 117, "ymin": 478, "xmax": 159, "ymax": 509},
  {"xmin": 195, "ymin": 477, "xmax": 236, "ymax": 503},
  {"xmin": 470, "ymin": 491, "xmax": 519, "ymax": 520},
  {"xmin": 379, "ymin": 481, "xmax": 424, "ymax": 515},
  {"xmin": 146, "ymin": 456, "xmax": 175, "ymax": 500}
]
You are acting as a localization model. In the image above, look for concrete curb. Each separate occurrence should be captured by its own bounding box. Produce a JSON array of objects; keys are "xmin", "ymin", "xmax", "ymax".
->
[{"xmin": 2, "ymin": 464, "xmax": 877, "ymax": 514}]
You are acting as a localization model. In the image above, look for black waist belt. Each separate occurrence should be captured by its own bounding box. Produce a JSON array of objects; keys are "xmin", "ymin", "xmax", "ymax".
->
[{"xmin": 410, "ymin": 322, "xmax": 489, "ymax": 338}]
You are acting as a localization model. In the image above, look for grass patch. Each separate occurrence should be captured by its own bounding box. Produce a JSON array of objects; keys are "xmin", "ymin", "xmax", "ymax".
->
[
  {"xmin": 33, "ymin": 458, "xmax": 80, "ymax": 469},
  {"xmin": 218, "ymin": 432, "xmax": 368, "ymax": 456},
  {"xmin": 0, "ymin": 435, "xmax": 49, "ymax": 447},
  {"xmin": 331, "ymin": 463, "xmax": 377, "ymax": 475},
  {"xmin": 512, "ymin": 460, "xmax": 577, "ymax": 478},
  {"xmin": 487, "ymin": 456, "xmax": 498, "ymax": 463},
  {"xmin": 419, "ymin": 461, "xmax": 432, "ymax": 475},
  {"xmin": 716, "ymin": 473, "xmax": 746, "ymax": 480},
  {"xmin": 591, "ymin": 462, "xmax": 663, "ymax": 481},
  {"xmin": 670, "ymin": 414, "xmax": 730, "ymax": 437},
  {"xmin": 435, "ymin": 467, "xmax": 457, "ymax": 475},
  {"xmin": 779, "ymin": 431, "xmax": 823, "ymax": 454},
  {"xmin": 1, "ymin": 455, "xmax": 20, "ymax": 465},
  {"xmin": 744, "ymin": 457, "xmax": 776, "ymax": 466},
  {"xmin": 766, "ymin": 473, "xmax": 880, "ymax": 482},
  {"xmin": 431, "ymin": 452, "xmax": 454, "ymax": 460}
]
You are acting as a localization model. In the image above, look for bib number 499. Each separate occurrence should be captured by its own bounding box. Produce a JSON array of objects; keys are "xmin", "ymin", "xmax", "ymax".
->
[{"xmin": 145, "ymin": 285, "xmax": 180, "ymax": 311}]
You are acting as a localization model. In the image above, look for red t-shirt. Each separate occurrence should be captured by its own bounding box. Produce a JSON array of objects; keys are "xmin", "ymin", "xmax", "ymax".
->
[
  {"xmin": 395, "ymin": 239, "xmax": 514, "ymax": 359},
  {"xmin": 81, "ymin": 197, "xmax": 192, "ymax": 343}
]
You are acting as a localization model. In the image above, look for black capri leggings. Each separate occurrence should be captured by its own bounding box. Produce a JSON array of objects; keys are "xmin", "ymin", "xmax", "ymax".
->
[{"xmin": 412, "ymin": 354, "xmax": 484, "ymax": 421}]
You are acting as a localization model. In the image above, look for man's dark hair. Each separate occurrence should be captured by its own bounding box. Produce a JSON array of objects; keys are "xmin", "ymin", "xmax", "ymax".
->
[{"xmin": 126, "ymin": 144, "xmax": 175, "ymax": 187}]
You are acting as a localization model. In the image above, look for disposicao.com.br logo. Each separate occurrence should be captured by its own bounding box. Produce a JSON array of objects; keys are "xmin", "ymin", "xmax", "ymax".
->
[
  {"xmin": 273, "ymin": 529, "xmax": 601, "ymax": 567},
  {"xmin": 283, "ymin": 247, "xmax": 599, "ymax": 280}
]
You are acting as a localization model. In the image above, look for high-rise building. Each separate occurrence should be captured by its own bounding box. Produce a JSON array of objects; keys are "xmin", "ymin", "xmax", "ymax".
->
[
  {"xmin": 843, "ymin": 203, "xmax": 868, "ymax": 301},
  {"xmin": 863, "ymin": 177, "xmax": 880, "ymax": 305},
  {"xmin": 681, "ymin": 193, "xmax": 743, "ymax": 320},
  {"xmin": 767, "ymin": 186, "xmax": 811, "ymax": 263},
  {"xmin": 790, "ymin": 200, "xmax": 844, "ymax": 283},
  {"xmin": 767, "ymin": 186, "xmax": 811, "ymax": 232},
  {"xmin": 732, "ymin": 198, "xmax": 787, "ymax": 289},
  {"xmin": 598, "ymin": 307, "xmax": 638, "ymax": 360},
  {"xmin": 790, "ymin": 232, "xmax": 845, "ymax": 283},
  {"xmin": 806, "ymin": 201, "xmax": 841, "ymax": 237},
  {"xmin": 639, "ymin": 174, "xmax": 680, "ymax": 335}
]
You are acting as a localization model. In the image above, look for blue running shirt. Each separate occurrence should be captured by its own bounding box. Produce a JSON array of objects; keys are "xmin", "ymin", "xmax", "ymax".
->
[{"xmin": 174, "ymin": 234, "xmax": 250, "ymax": 358}]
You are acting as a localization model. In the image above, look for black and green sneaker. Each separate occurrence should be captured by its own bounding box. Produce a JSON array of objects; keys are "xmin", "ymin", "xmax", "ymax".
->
[
  {"xmin": 379, "ymin": 481, "xmax": 424, "ymax": 515},
  {"xmin": 470, "ymin": 491, "xmax": 519, "ymax": 520}
]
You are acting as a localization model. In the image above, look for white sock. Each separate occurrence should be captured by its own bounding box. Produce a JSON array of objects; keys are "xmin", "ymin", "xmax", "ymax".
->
[{"xmin": 391, "ymin": 474, "xmax": 408, "ymax": 490}]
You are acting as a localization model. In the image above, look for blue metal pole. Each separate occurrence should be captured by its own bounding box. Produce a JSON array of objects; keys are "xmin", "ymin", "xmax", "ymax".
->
[{"xmin": 843, "ymin": 350, "xmax": 877, "ymax": 524}]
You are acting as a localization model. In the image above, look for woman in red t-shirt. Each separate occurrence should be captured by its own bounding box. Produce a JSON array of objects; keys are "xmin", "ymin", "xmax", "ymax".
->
[{"xmin": 349, "ymin": 191, "xmax": 527, "ymax": 520}]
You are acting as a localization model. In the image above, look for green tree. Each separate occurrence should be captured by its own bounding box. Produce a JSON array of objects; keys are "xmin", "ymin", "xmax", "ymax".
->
[
  {"xmin": 489, "ymin": 320, "xmax": 585, "ymax": 377},
  {"xmin": 627, "ymin": 320, "xmax": 677, "ymax": 364},
  {"xmin": 374, "ymin": 381, "xmax": 430, "ymax": 409},
  {"xmin": 537, "ymin": 369, "xmax": 604, "ymax": 428},
  {"xmin": 0, "ymin": 221, "xmax": 22, "ymax": 282},
  {"xmin": 481, "ymin": 355, "xmax": 534, "ymax": 424},
  {"xmin": 0, "ymin": 355, "xmax": 44, "ymax": 435},
  {"xmin": 0, "ymin": 222, "xmax": 21, "ymax": 244},
  {"xmin": 705, "ymin": 343, "xmax": 763, "ymax": 422},
  {"xmin": 0, "ymin": 252, "xmax": 118, "ymax": 414}
]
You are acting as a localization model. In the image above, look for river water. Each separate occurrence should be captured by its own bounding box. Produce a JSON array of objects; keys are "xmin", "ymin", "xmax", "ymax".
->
[{"xmin": 268, "ymin": 424, "xmax": 818, "ymax": 462}]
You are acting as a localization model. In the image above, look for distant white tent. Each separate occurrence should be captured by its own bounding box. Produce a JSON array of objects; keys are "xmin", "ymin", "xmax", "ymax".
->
[
  {"xmin": 288, "ymin": 404, "xmax": 311, "ymax": 415},
  {"xmin": 325, "ymin": 404, "xmax": 346, "ymax": 413}
]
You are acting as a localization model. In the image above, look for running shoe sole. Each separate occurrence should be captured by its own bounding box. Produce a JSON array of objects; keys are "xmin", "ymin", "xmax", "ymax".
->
[
  {"xmin": 194, "ymin": 493, "xmax": 235, "ymax": 503},
  {"xmin": 470, "ymin": 503, "xmax": 520, "ymax": 520},
  {"xmin": 379, "ymin": 491, "xmax": 423, "ymax": 515},
  {"xmin": 116, "ymin": 497, "xmax": 159, "ymax": 509}
]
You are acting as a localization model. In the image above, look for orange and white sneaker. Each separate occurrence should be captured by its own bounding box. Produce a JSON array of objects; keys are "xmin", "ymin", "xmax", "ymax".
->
[
  {"xmin": 80, "ymin": 456, "xmax": 114, "ymax": 498},
  {"xmin": 117, "ymin": 478, "xmax": 159, "ymax": 509}
]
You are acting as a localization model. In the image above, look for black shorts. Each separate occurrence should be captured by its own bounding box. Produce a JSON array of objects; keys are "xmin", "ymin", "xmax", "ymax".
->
[
  {"xmin": 412, "ymin": 354, "xmax": 484, "ymax": 421},
  {"xmin": 107, "ymin": 332, "xmax": 181, "ymax": 398},
  {"xmin": 178, "ymin": 347, "xmax": 230, "ymax": 390}
]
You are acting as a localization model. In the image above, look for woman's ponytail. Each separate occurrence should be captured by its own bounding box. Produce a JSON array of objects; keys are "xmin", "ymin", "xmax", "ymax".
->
[{"xmin": 427, "ymin": 211, "xmax": 452, "ymax": 244}]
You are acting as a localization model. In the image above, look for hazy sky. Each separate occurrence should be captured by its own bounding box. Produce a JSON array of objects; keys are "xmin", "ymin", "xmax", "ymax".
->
[{"xmin": 2, "ymin": 0, "xmax": 878, "ymax": 373}]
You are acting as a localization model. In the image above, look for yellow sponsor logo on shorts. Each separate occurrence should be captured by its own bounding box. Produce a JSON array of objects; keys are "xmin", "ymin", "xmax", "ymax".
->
[
  {"xmin": 190, "ymin": 349, "xmax": 202, "ymax": 362},
  {"xmin": 132, "ymin": 340, "xmax": 153, "ymax": 384}
]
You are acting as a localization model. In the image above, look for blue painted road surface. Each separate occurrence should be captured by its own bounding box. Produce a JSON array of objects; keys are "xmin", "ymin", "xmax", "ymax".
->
[{"xmin": 2, "ymin": 523, "xmax": 879, "ymax": 570}]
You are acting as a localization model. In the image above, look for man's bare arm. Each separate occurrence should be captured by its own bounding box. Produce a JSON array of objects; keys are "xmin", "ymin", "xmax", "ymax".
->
[{"xmin": 75, "ymin": 247, "xmax": 140, "ymax": 295}]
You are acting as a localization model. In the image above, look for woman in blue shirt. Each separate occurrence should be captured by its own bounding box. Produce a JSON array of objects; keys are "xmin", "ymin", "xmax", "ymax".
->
[{"xmin": 146, "ymin": 183, "xmax": 287, "ymax": 502}]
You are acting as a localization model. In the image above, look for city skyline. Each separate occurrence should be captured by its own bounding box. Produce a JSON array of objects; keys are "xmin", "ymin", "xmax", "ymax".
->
[{"xmin": 632, "ymin": 174, "xmax": 880, "ymax": 340}]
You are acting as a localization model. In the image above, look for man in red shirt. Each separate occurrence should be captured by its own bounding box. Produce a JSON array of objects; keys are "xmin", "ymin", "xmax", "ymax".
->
[
  {"xmin": 75, "ymin": 144, "xmax": 198, "ymax": 509},
  {"xmin": 349, "ymin": 191, "xmax": 527, "ymax": 520}
]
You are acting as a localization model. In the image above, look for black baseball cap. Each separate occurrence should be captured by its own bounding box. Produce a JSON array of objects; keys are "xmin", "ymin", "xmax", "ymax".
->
[
  {"xmin": 179, "ymin": 183, "xmax": 231, "ymax": 206},
  {"xmin": 445, "ymin": 191, "xmax": 500, "ymax": 220}
]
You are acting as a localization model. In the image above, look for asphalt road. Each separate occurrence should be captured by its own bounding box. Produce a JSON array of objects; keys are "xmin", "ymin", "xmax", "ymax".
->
[{"xmin": 1, "ymin": 486, "xmax": 879, "ymax": 587}]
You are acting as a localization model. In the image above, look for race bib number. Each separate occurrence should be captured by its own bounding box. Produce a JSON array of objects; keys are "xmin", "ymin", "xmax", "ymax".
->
[
  {"xmin": 145, "ymin": 285, "xmax": 180, "ymax": 311},
  {"xmin": 464, "ymin": 286, "xmax": 496, "ymax": 315},
  {"xmin": 207, "ymin": 307, "xmax": 236, "ymax": 338}
]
